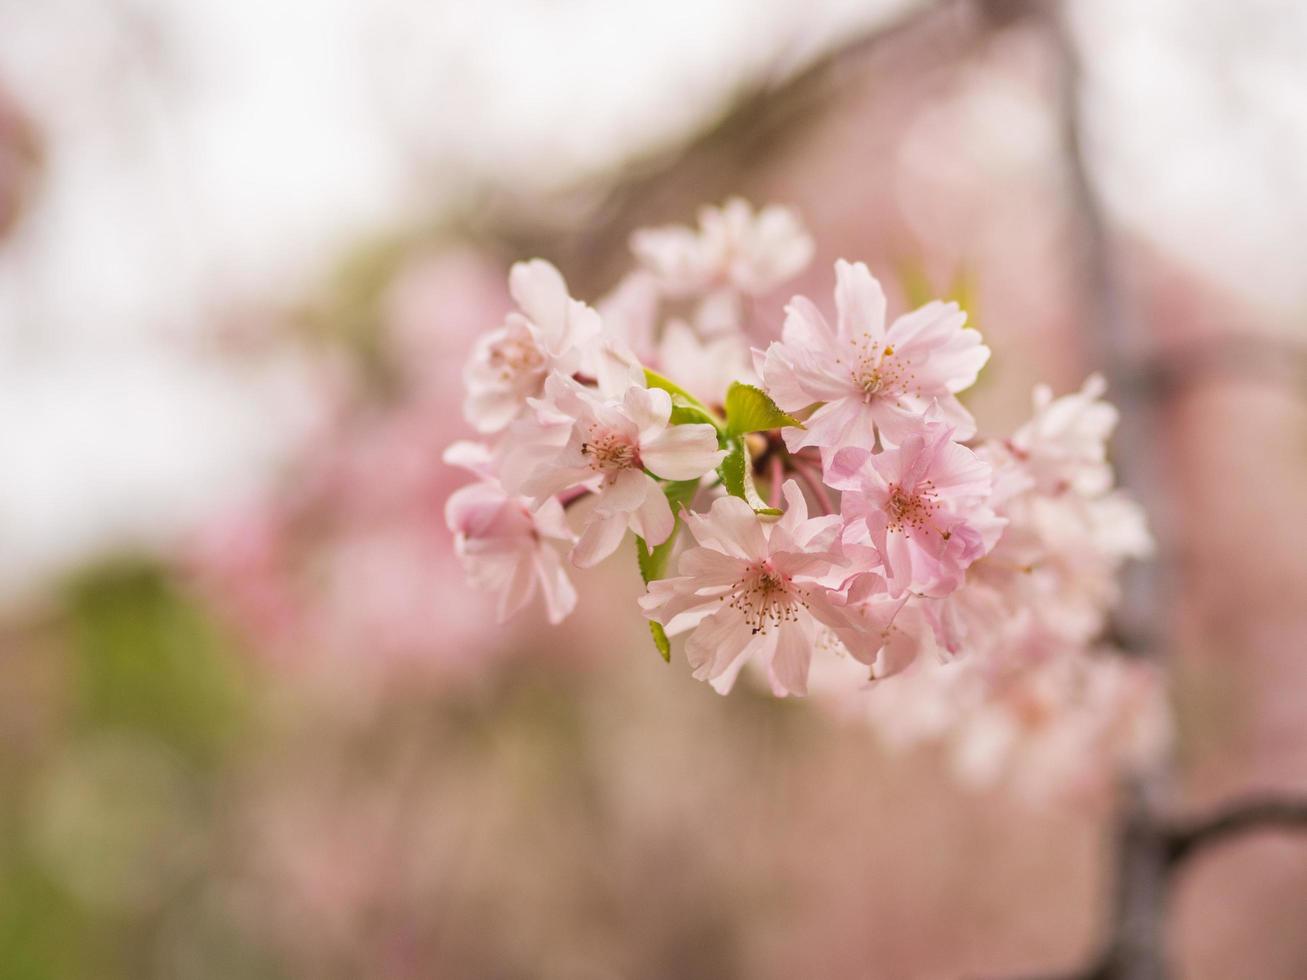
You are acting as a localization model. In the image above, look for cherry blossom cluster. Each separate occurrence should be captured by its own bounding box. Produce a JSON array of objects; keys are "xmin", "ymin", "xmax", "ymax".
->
[{"xmin": 446, "ymin": 199, "xmax": 1167, "ymax": 792}]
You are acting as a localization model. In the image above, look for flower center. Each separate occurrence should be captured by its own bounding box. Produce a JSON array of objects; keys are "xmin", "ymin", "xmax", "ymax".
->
[
  {"xmin": 885, "ymin": 481, "xmax": 938, "ymax": 533},
  {"xmin": 581, "ymin": 429, "xmax": 639, "ymax": 473},
  {"xmin": 487, "ymin": 334, "xmax": 546, "ymax": 382},
  {"xmin": 726, "ymin": 562, "xmax": 807, "ymax": 635},
  {"xmin": 844, "ymin": 336, "xmax": 909, "ymax": 402}
]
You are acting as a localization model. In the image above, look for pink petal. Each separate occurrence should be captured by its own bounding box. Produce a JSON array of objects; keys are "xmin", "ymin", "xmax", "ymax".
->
[
  {"xmin": 686, "ymin": 607, "xmax": 756, "ymax": 692},
  {"xmin": 768, "ymin": 621, "xmax": 814, "ymax": 696},
  {"xmin": 834, "ymin": 260, "xmax": 886, "ymax": 342},
  {"xmin": 782, "ymin": 396, "xmax": 875, "ymax": 453},
  {"xmin": 685, "ymin": 495, "xmax": 767, "ymax": 560},
  {"xmin": 676, "ymin": 547, "xmax": 750, "ymax": 588},
  {"xmin": 780, "ymin": 295, "xmax": 835, "ymax": 349},
  {"xmin": 639, "ymin": 575, "xmax": 719, "ymax": 633}
]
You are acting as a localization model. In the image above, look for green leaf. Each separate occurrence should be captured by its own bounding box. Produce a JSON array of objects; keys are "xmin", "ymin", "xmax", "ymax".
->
[
  {"xmin": 635, "ymin": 478, "xmax": 700, "ymax": 661},
  {"xmin": 724, "ymin": 382, "xmax": 802, "ymax": 436},
  {"xmin": 645, "ymin": 367, "xmax": 705, "ymax": 408},
  {"xmin": 669, "ymin": 402, "xmax": 718, "ymax": 428},
  {"xmin": 636, "ymin": 530, "xmax": 675, "ymax": 584},
  {"xmin": 645, "ymin": 368, "xmax": 725, "ymax": 431},
  {"xmin": 716, "ymin": 435, "xmax": 782, "ymax": 516},
  {"xmin": 636, "ymin": 479, "xmax": 698, "ymax": 582},
  {"xmin": 663, "ymin": 478, "xmax": 701, "ymax": 513},
  {"xmin": 648, "ymin": 621, "xmax": 672, "ymax": 662}
]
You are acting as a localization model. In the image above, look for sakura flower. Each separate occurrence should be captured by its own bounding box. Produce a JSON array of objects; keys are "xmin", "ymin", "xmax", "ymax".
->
[
  {"xmin": 505, "ymin": 376, "xmax": 724, "ymax": 568},
  {"xmin": 826, "ymin": 421, "xmax": 1003, "ymax": 598},
  {"xmin": 443, "ymin": 442, "xmax": 577, "ymax": 625},
  {"xmin": 463, "ymin": 259, "xmax": 601, "ymax": 433},
  {"xmin": 639, "ymin": 483, "xmax": 849, "ymax": 697},
  {"xmin": 874, "ymin": 647, "xmax": 1168, "ymax": 807},
  {"xmin": 1007, "ymin": 373, "xmax": 1119, "ymax": 496},
  {"xmin": 630, "ymin": 197, "xmax": 814, "ymax": 298},
  {"xmin": 808, "ymin": 574, "xmax": 926, "ymax": 681},
  {"xmin": 759, "ymin": 259, "xmax": 990, "ymax": 450}
]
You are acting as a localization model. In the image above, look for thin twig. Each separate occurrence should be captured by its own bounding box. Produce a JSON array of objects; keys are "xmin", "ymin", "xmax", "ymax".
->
[
  {"xmin": 1163, "ymin": 797, "xmax": 1307, "ymax": 868},
  {"xmin": 790, "ymin": 458, "xmax": 836, "ymax": 516},
  {"xmin": 768, "ymin": 453, "xmax": 785, "ymax": 509},
  {"xmin": 1038, "ymin": 1, "xmax": 1169, "ymax": 977}
]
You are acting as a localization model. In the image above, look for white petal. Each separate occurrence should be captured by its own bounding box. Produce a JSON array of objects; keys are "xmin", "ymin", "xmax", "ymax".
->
[
  {"xmin": 641, "ymin": 424, "xmax": 724, "ymax": 480},
  {"xmin": 623, "ymin": 384, "xmax": 672, "ymax": 443},
  {"xmin": 629, "ymin": 476, "xmax": 675, "ymax": 546},
  {"xmin": 534, "ymin": 546, "xmax": 578, "ymax": 624},
  {"xmin": 496, "ymin": 551, "xmax": 538, "ymax": 623},
  {"xmin": 509, "ymin": 260, "xmax": 569, "ymax": 336},
  {"xmin": 572, "ymin": 511, "xmax": 629, "ymax": 568}
]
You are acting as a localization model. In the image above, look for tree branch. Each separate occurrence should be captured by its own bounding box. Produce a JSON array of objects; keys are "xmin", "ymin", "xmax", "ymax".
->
[{"xmin": 1163, "ymin": 797, "xmax": 1307, "ymax": 868}]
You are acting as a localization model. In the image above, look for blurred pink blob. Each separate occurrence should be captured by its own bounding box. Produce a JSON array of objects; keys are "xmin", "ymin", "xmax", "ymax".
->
[{"xmin": 184, "ymin": 247, "xmax": 566, "ymax": 682}]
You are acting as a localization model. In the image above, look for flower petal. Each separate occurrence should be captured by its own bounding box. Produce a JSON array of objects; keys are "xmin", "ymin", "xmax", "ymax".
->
[
  {"xmin": 641, "ymin": 424, "xmax": 725, "ymax": 480},
  {"xmin": 572, "ymin": 510, "xmax": 629, "ymax": 568},
  {"xmin": 834, "ymin": 259, "xmax": 886, "ymax": 343},
  {"xmin": 683, "ymin": 495, "xmax": 767, "ymax": 560}
]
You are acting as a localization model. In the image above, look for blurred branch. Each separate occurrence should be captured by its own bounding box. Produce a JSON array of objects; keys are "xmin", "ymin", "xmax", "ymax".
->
[
  {"xmin": 1040, "ymin": 0, "xmax": 1166, "ymax": 977},
  {"xmin": 1021, "ymin": 796, "xmax": 1307, "ymax": 980},
  {"xmin": 1134, "ymin": 334, "xmax": 1307, "ymax": 396},
  {"xmin": 1032, "ymin": 0, "xmax": 1307, "ymax": 976},
  {"xmin": 484, "ymin": 0, "xmax": 985, "ymax": 292},
  {"xmin": 1163, "ymin": 797, "xmax": 1307, "ymax": 868}
]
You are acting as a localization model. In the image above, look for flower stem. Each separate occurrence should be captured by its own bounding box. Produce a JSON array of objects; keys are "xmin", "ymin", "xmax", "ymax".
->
[{"xmin": 789, "ymin": 457, "xmax": 835, "ymax": 516}]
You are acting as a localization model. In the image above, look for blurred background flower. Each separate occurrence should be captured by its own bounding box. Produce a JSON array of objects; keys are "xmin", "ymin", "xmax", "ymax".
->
[{"xmin": 2, "ymin": 0, "xmax": 1307, "ymax": 977}]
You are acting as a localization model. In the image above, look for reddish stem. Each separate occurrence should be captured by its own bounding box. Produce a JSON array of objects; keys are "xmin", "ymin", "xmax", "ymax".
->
[
  {"xmin": 558, "ymin": 487, "xmax": 592, "ymax": 510},
  {"xmin": 790, "ymin": 458, "xmax": 836, "ymax": 516},
  {"xmin": 768, "ymin": 454, "xmax": 784, "ymax": 508}
]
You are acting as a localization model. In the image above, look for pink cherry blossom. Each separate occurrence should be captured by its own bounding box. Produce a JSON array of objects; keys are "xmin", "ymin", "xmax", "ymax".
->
[
  {"xmin": 443, "ymin": 442, "xmax": 577, "ymax": 625},
  {"xmin": 463, "ymin": 259, "xmax": 601, "ymax": 433},
  {"xmin": 759, "ymin": 259, "xmax": 990, "ymax": 450},
  {"xmin": 825, "ymin": 421, "xmax": 1003, "ymax": 598},
  {"xmin": 851, "ymin": 646, "xmax": 1170, "ymax": 807},
  {"xmin": 503, "ymin": 375, "xmax": 724, "ymax": 568},
  {"xmin": 639, "ymin": 483, "xmax": 849, "ymax": 697},
  {"xmin": 630, "ymin": 197, "xmax": 814, "ymax": 299},
  {"xmin": 1006, "ymin": 373, "xmax": 1119, "ymax": 495}
]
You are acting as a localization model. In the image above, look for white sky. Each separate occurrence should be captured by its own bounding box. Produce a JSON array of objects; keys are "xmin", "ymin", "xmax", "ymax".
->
[{"xmin": 0, "ymin": 0, "xmax": 1304, "ymax": 601}]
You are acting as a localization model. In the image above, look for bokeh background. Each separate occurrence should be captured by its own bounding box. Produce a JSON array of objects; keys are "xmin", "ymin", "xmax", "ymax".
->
[{"xmin": 3, "ymin": 1, "xmax": 1307, "ymax": 977}]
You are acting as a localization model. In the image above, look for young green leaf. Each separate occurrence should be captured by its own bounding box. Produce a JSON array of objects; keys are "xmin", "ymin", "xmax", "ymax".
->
[
  {"xmin": 634, "ymin": 478, "xmax": 700, "ymax": 661},
  {"xmin": 645, "ymin": 368, "xmax": 726, "ymax": 431},
  {"xmin": 669, "ymin": 403, "xmax": 719, "ymax": 428},
  {"xmin": 724, "ymin": 382, "xmax": 802, "ymax": 436},
  {"xmin": 648, "ymin": 621, "xmax": 672, "ymax": 662},
  {"xmin": 716, "ymin": 435, "xmax": 782, "ymax": 516}
]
